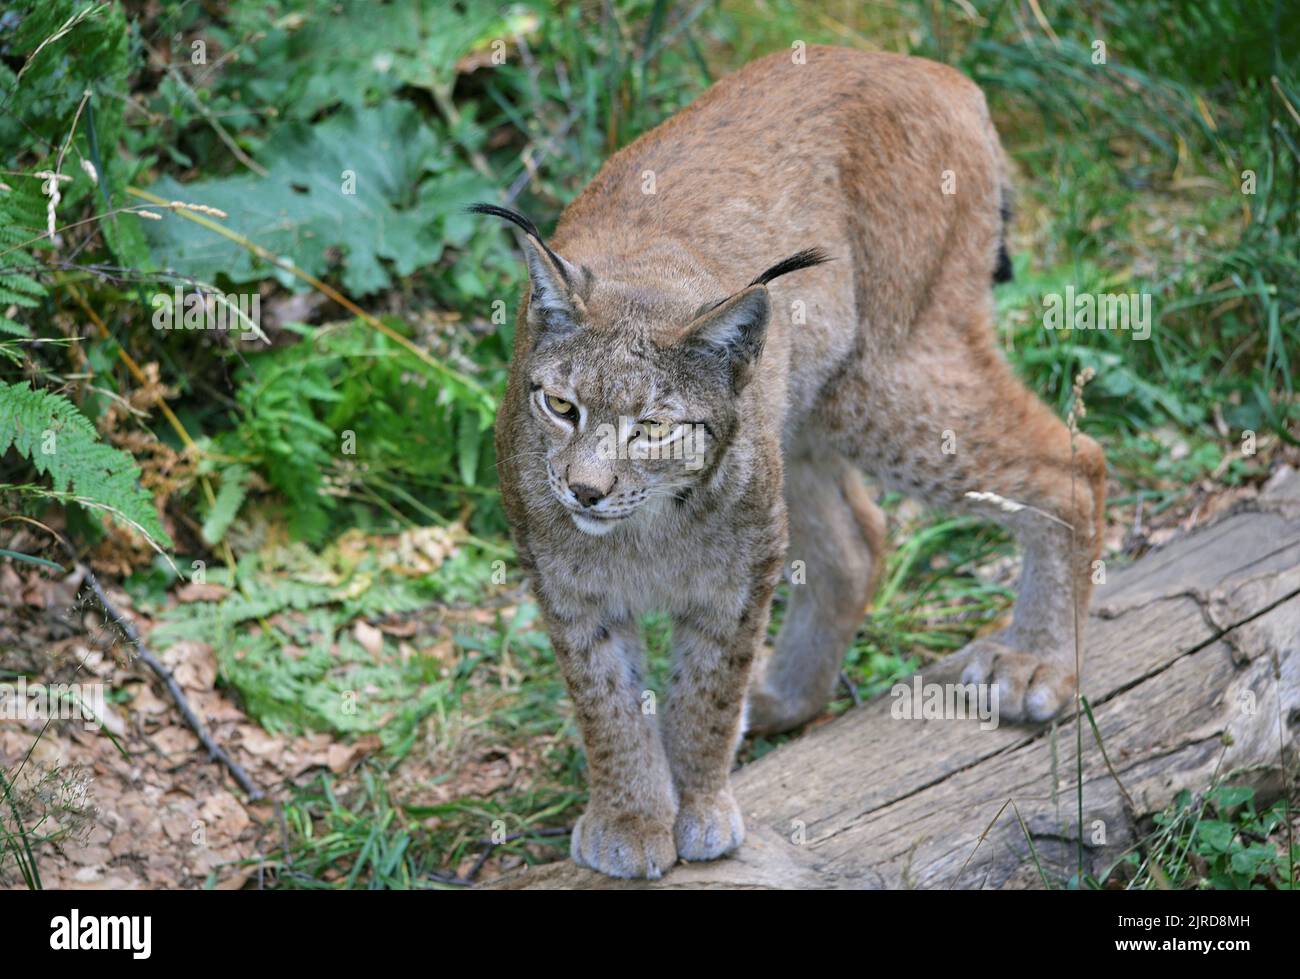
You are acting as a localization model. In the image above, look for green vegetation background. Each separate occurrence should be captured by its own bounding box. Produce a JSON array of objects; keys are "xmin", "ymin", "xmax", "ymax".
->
[{"xmin": 0, "ymin": 0, "xmax": 1296, "ymax": 888}]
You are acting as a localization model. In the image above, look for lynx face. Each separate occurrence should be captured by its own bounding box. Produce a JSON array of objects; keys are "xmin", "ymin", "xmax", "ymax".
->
[
  {"xmin": 473, "ymin": 217, "xmax": 819, "ymax": 539},
  {"xmin": 523, "ymin": 324, "xmax": 724, "ymax": 536}
]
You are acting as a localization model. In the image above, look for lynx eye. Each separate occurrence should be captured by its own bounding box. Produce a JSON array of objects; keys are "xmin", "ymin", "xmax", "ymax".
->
[
  {"xmin": 632, "ymin": 418, "xmax": 674, "ymax": 442},
  {"xmin": 544, "ymin": 393, "xmax": 577, "ymax": 420}
]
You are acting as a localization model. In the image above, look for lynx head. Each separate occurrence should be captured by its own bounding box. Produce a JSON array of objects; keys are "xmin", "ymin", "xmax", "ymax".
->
[{"xmin": 471, "ymin": 203, "xmax": 828, "ymax": 537}]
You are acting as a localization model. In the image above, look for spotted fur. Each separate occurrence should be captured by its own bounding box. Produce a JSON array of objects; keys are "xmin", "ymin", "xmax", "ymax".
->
[{"xmin": 486, "ymin": 47, "xmax": 1105, "ymax": 880}]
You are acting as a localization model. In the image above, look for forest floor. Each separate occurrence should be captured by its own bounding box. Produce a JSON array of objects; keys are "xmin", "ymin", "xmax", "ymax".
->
[{"xmin": 4, "ymin": 451, "xmax": 1296, "ymax": 889}]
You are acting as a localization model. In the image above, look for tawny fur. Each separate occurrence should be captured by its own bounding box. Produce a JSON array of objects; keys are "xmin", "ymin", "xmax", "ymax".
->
[{"xmin": 489, "ymin": 46, "xmax": 1105, "ymax": 880}]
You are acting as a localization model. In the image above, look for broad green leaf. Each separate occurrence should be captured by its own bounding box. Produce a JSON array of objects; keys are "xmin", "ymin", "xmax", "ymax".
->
[{"xmin": 143, "ymin": 101, "xmax": 493, "ymax": 296}]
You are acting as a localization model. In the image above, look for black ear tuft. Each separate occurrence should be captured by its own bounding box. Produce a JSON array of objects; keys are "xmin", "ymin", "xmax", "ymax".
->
[
  {"xmin": 993, "ymin": 195, "xmax": 1014, "ymax": 283},
  {"xmin": 466, "ymin": 202, "xmax": 544, "ymax": 239},
  {"xmin": 993, "ymin": 240, "xmax": 1013, "ymax": 284},
  {"xmin": 749, "ymin": 247, "xmax": 832, "ymax": 288},
  {"xmin": 467, "ymin": 202, "xmax": 571, "ymax": 286}
]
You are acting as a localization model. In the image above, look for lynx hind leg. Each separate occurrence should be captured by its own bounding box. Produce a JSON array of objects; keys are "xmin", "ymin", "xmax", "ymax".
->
[
  {"xmin": 956, "ymin": 417, "xmax": 1105, "ymax": 722},
  {"xmin": 746, "ymin": 451, "xmax": 885, "ymax": 735},
  {"xmin": 842, "ymin": 343, "xmax": 1105, "ymax": 723}
]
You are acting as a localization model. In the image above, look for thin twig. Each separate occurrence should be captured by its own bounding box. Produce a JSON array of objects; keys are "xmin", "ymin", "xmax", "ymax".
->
[
  {"xmin": 427, "ymin": 871, "xmax": 475, "ymax": 887},
  {"xmin": 1067, "ymin": 367, "xmax": 1095, "ymax": 884},
  {"xmin": 81, "ymin": 561, "xmax": 264, "ymax": 800},
  {"xmin": 950, "ymin": 797, "xmax": 1011, "ymax": 888},
  {"xmin": 166, "ymin": 67, "xmax": 268, "ymax": 177},
  {"xmin": 439, "ymin": 826, "xmax": 572, "ymax": 886},
  {"xmin": 503, "ymin": 103, "xmax": 584, "ymax": 207},
  {"xmin": 1079, "ymin": 696, "xmax": 1137, "ymax": 814},
  {"xmin": 839, "ymin": 669, "xmax": 862, "ymax": 707},
  {"xmin": 36, "ymin": 531, "xmax": 265, "ymax": 801}
]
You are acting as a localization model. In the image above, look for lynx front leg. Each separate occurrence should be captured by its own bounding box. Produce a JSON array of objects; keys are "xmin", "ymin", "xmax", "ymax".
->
[
  {"xmin": 543, "ymin": 611, "xmax": 678, "ymax": 879},
  {"xmin": 663, "ymin": 566, "xmax": 779, "ymax": 861}
]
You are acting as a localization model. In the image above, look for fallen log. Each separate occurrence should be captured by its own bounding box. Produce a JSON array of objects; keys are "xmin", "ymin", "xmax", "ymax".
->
[{"xmin": 492, "ymin": 469, "xmax": 1300, "ymax": 889}]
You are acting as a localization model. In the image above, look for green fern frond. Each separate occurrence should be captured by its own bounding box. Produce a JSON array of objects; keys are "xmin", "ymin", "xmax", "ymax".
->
[
  {"xmin": 0, "ymin": 180, "xmax": 48, "ymax": 233},
  {"xmin": 201, "ymin": 464, "xmax": 249, "ymax": 546},
  {"xmin": 0, "ymin": 274, "xmax": 45, "ymax": 296},
  {"xmin": 0, "ymin": 287, "xmax": 41, "ymax": 307},
  {"xmin": 0, "ymin": 176, "xmax": 50, "ymax": 339},
  {"xmin": 0, "ymin": 380, "xmax": 171, "ymax": 547}
]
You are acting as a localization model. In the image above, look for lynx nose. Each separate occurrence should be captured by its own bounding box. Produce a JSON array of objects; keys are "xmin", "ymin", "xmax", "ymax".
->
[
  {"xmin": 571, "ymin": 482, "xmax": 608, "ymax": 507},
  {"xmin": 564, "ymin": 470, "xmax": 613, "ymax": 507}
]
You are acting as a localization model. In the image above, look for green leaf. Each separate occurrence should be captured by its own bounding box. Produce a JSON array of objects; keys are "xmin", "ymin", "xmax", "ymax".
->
[
  {"xmin": 1195, "ymin": 820, "xmax": 1236, "ymax": 854},
  {"xmin": 1229, "ymin": 843, "xmax": 1276, "ymax": 877},
  {"xmin": 143, "ymin": 101, "xmax": 494, "ymax": 297},
  {"xmin": 0, "ymin": 548, "xmax": 64, "ymax": 572},
  {"xmin": 1210, "ymin": 785, "xmax": 1255, "ymax": 809},
  {"xmin": 207, "ymin": 0, "xmax": 524, "ymax": 120},
  {"xmin": 456, "ymin": 408, "xmax": 481, "ymax": 487}
]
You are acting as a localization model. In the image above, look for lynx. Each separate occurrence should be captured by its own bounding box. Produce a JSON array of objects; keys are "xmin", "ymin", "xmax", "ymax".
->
[{"xmin": 478, "ymin": 46, "xmax": 1105, "ymax": 880}]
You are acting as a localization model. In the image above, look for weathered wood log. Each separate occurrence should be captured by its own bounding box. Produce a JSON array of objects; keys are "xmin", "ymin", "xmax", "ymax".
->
[{"xmin": 491, "ymin": 470, "xmax": 1300, "ymax": 889}]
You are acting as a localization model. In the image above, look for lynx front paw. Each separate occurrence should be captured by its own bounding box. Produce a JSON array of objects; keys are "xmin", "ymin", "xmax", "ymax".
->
[
  {"xmin": 571, "ymin": 809, "xmax": 677, "ymax": 880},
  {"xmin": 674, "ymin": 789, "xmax": 745, "ymax": 862},
  {"xmin": 960, "ymin": 640, "xmax": 1076, "ymax": 723}
]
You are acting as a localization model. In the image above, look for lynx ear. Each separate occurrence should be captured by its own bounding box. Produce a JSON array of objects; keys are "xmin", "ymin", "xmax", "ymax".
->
[
  {"xmin": 467, "ymin": 203, "xmax": 585, "ymax": 341},
  {"xmin": 519, "ymin": 237, "xmax": 584, "ymax": 340},
  {"xmin": 681, "ymin": 285, "xmax": 771, "ymax": 391},
  {"xmin": 682, "ymin": 247, "xmax": 830, "ymax": 391}
]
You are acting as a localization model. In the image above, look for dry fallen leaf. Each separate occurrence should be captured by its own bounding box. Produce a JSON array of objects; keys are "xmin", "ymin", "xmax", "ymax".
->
[
  {"xmin": 198, "ymin": 790, "xmax": 251, "ymax": 846},
  {"xmin": 175, "ymin": 582, "xmax": 231, "ymax": 603},
  {"xmin": 171, "ymin": 642, "xmax": 218, "ymax": 691},
  {"xmin": 353, "ymin": 620, "xmax": 384, "ymax": 657},
  {"xmin": 327, "ymin": 742, "xmax": 362, "ymax": 774}
]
